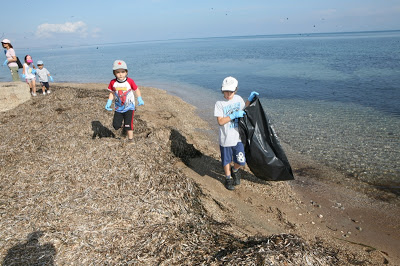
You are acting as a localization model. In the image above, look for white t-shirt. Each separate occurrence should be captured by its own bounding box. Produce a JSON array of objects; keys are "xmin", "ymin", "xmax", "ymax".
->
[
  {"xmin": 214, "ymin": 94, "xmax": 245, "ymax": 147},
  {"xmin": 36, "ymin": 68, "xmax": 50, "ymax": 82},
  {"xmin": 23, "ymin": 63, "xmax": 35, "ymax": 79}
]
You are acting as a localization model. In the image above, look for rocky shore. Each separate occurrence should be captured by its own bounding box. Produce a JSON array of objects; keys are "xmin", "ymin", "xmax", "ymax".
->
[{"xmin": 0, "ymin": 82, "xmax": 399, "ymax": 265}]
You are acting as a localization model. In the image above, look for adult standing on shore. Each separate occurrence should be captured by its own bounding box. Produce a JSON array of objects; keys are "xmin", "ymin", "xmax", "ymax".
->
[{"xmin": 2, "ymin": 39, "xmax": 19, "ymax": 82}]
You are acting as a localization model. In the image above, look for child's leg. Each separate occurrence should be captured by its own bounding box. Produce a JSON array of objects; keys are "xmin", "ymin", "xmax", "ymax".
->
[
  {"xmin": 127, "ymin": 130, "xmax": 134, "ymax": 140},
  {"xmin": 231, "ymin": 142, "xmax": 246, "ymax": 185},
  {"xmin": 26, "ymin": 80, "xmax": 34, "ymax": 94},
  {"xmin": 223, "ymin": 163, "xmax": 232, "ymax": 177},
  {"xmin": 31, "ymin": 80, "xmax": 36, "ymax": 94},
  {"xmin": 26, "ymin": 80, "xmax": 31, "ymax": 91},
  {"xmin": 123, "ymin": 110, "xmax": 135, "ymax": 140},
  {"xmin": 43, "ymin": 82, "xmax": 50, "ymax": 93},
  {"xmin": 113, "ymin": 112, "xmax": 124, "ymax": 130},
  {"xmin": 41, "ymin": 82, "xmax": 46, "ymax": 93},
  {"xmin": 232, "ymin": 142, "xmax": 246, "ymax": 168}
]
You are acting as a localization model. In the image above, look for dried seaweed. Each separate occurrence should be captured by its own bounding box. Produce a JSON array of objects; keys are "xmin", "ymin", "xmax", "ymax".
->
[{"xmin": 0, "ymin": 84, "xmax": 349, "ymax": 265}]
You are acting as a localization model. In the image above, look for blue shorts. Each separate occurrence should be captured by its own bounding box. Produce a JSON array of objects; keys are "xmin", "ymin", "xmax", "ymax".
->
[{"xmin": 220, "ymin": 142, "xmax": 246, "ymax": 167}]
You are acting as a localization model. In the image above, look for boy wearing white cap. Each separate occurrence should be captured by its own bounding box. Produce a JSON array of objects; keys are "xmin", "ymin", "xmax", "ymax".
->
[
  {"xmin": 36, "ymin": 60, "xmax": 53, "ymax": 95},
  {"xmin": 214, "ymin": 76, "xmax": 259, "ymax": 190},
  {"xmin": 105, "ymin": 60, "xmax": 144, "ymax": 142}
]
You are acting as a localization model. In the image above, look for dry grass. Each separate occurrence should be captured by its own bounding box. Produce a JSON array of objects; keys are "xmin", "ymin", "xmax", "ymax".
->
[{"xmin": 0, "ymin": 84, "xmax": 341, "ymax": 265}]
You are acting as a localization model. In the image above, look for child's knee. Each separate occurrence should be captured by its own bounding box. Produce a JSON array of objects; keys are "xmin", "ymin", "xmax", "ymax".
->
[{"xmin": 112, "ymin": 122, "xmax": 121, "ymax": 130}]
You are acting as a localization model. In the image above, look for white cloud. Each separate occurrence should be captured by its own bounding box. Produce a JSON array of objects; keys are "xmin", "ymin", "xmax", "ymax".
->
[
  {"xmin": 91, "ymin": 27, "xmax": 102, "ymax": 38},
  {"xmin": 36, "ymin": 21, "xmax": 88, "ymax": 38}
]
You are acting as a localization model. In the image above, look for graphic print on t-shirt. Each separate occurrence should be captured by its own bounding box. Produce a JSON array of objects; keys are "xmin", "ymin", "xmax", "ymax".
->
[{"xmin": 223, "ymin": 102, "xmax": 241, "ymax": 128}]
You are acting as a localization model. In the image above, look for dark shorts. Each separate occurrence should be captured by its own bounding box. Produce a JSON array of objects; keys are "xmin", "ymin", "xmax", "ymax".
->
[
  {"xmin": 113, "ymin": 110, "xmax": 135, "ymax": 130},
  {"xmin": 40, "ymin": 82, "xmax": 49, "ymax": 89},
  {"xmin": 220, "ymin": 142, "xmax": 246, "ymax": 167}
]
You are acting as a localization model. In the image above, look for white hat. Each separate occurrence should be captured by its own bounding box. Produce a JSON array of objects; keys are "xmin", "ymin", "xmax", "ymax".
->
[
  {"xmin": 221, "ymin": 76, "xmax": 238, "ymax": 92},
  {"xmin": 37, "ymin": 60, "xmax": 44, "ymax": 65},
  {"xmin": 1, "ymin": 39, "xmax": 11, "ymax": 44},
  {"xmin": 113, "ymin": 60, "xmax": 127, "ymax": 70}
]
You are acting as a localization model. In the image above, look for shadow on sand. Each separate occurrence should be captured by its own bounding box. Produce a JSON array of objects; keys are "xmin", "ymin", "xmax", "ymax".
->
[
  {"xmin": 2, "ymin": 231, "xmax": 56, "ymax": 265},
  {"xmin": 169, "ymin": 128, "xmax": 269, "ymax": 186}
]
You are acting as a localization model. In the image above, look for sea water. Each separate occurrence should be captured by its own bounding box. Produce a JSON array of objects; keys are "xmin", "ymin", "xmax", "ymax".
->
[{"xmin": 2, "ymin": 30, "xmax": 399, "ymax": 192}]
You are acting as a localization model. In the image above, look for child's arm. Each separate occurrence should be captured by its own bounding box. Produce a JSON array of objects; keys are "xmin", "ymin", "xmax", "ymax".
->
[
  {"xmin": 105, "ymin": 92, "xmax": 114, "ymax": 111},
  {"xmin": 108, "ymin": 92, "xmax": 114, "ymax": 100},
  {"xmin": 246, "ymin": 91, "xmax": 259, "ymax": 107},
  {"xmin": 46, "ymin": 69, "xmax": 54, "ymax": 82},
  {"xmin": 217, "ymin": 110, "xmax": 246, "ymax": 126},
  {"xmin": 217, "ymin": 116, "xmax": 232, "ymax": 126},
  {"xmin": 135, "ymin": 88, "xmax": 144, "ymax": 106}
]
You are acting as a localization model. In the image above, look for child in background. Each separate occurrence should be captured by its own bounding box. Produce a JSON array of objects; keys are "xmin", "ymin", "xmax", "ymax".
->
[
  {"xmin": 22, "ymin": 55, "xmax": 37, "ymax": 96},
  {"xmin": 105, "ymin": 60, "xmax": 144, "ymax": 141},
  {"xmin": 36, "ymin": 60, "xmax": 54, "ymax": 95},
  {"xmin": 214, "ymin": 76, "xmax": 259, "ymax": 190}
]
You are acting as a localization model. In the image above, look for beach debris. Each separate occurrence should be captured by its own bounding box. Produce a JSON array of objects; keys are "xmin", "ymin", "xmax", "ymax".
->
[
  {"xmin": 0, "ymin": 84, "xmax": 372, "ymax": 265},
  {"xmin": 356, "ymin": 226, "xmax": 362, "ymax": 231},
  {"xmin": 333, "ymin": 202, "xmax": 345, "ymax": 210},
  {"xmin": 310, "ymin": 200, "xmax": 321, "ymax": 208}
]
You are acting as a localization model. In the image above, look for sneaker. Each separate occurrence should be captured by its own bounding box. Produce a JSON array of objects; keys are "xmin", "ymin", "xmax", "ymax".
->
[
  {"xmin": 231, "ymin": 167, "xmax": 241, "ymax": 185},
  {"xmin": 31, "ymin": 92, "xmax": 37, "ymax": 97},
  {"xmin": 225, "ymin": 177, "xmax": 235, "ymax": 190},
  {"xmin": 47, "ymin": 90, "xmax": 51, "ymax": 94},
  {"xmin": 43, "ymin": 91, "xmax": 46, "ymax": 95}
]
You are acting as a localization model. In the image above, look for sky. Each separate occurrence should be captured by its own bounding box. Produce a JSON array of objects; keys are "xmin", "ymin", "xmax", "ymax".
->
[{"xmin": 1, "ymin": 0, "xmax": 400, "ymax": 48}]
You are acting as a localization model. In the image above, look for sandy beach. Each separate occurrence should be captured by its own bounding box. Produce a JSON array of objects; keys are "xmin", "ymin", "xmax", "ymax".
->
[{"xmin": 0, "ymin": 82, "xmax": 399, "ymax": 265}]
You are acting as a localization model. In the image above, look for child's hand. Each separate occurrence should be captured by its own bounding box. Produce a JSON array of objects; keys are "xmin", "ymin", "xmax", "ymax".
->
[
  {"xmin": 31, "ymin": 69, "xmax": 36, "ymax": 74},
  {"xmin": 229, "ymin": 110, "xmax": 246, "ymax": 120},
  {"xmin": 137, "ymin": 96, "xmax": 144, "ymax": 106},
  {"xmin": 2, "ymin": 59, "xmax": 7, "ymax": 66},
  {"xmin": 248, "ymin": 91, "xmax": 259, "ymax": 102},
  {"xmin": 105, "ymin": 99, "xmax": 113, "ymax": 111},
  {"xmin": 49, "ymin": 76, "xmax": 54, "ymax": 82},
  {"xmin": 21, "ymin": 74, "xmax": 26, "ymax": 79}
]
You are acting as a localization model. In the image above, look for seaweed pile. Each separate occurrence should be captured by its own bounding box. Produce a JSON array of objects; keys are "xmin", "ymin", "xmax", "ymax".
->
[{"xmin": 1, "ymin": 84, "xmax": 343, "ymax": 264}]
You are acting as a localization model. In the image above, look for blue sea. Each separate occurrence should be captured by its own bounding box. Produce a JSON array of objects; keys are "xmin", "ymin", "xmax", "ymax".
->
[{"xmin": 2, "ymin": 30, "xmax": 399, "ymax": 192}]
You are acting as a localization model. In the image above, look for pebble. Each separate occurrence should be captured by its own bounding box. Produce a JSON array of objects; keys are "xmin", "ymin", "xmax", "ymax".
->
[
  {"xmin": 356, "ymin": 226, "xmax": 362, "ymax": 231},
  {"xmin": 318, "ymin": 214, "xmax": 323, "ymax": 218}
]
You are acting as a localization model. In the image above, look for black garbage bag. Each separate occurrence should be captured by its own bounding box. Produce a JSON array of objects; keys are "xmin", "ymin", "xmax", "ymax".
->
[{"xmin": 239, "ymin": 97, "xmax": 294, "ymax": 181}]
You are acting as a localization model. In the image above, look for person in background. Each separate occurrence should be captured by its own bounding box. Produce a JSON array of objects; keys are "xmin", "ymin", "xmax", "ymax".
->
[
  {"xmin": 22, "ymin": 55, "xmax": 37, "ymax": 96},
  {"xmin": 214, "ymin": 76, "xmax": 259, "ymax": 190},
  {"xmin": 36, "ymin": 60, "xmax": 54, "ymax": 95},
  {"xmin": 105, "ymin": 60, "xmax": 144, "ymax": 142},
  {"xmin": 1, "ymin": 39, "xmax": 19, "ymax": 81}
]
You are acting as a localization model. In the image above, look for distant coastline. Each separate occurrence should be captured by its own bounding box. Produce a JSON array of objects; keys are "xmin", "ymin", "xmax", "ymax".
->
[{"xmin": 16, "ymin": 29, "xmax": 400, "ymax": 50}]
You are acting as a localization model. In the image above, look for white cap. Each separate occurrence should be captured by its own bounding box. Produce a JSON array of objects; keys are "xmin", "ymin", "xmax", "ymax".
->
[
  {"xmin": 221, "ymin": 76, "xmax": 238, "ymax": 92},
  {"xmin": 113, "ymin": 60, "xmax": 127, "ymax": 70},
  {"xmin": 1, "ymin": 39, "xmax": 11, "ymax": 44},
  {"xmin": 37, "ymin": 60, "xmax": 44, "ymax": 65}
]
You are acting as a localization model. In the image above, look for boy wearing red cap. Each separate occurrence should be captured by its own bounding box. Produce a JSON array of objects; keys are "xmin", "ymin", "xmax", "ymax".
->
[{"xmin": 105, "ymin": 60, "xmax": 144, "ymax": 142}]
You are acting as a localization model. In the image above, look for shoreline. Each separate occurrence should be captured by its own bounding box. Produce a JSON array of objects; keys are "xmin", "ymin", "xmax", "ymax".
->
[{"xmin": 1, "ymin": 82, "xmax": 399, "ymax": 264}]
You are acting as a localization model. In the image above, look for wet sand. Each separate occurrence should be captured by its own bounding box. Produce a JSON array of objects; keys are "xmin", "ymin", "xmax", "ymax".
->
[{"xmin": 0, "ymin": 82, "xmax": 399, "ymax": 264}]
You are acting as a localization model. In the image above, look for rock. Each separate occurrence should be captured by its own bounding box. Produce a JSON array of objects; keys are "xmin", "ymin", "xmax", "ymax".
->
[{"xmin": 0, "ymin": 82, "xmax": 31, "ymax": 112}]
